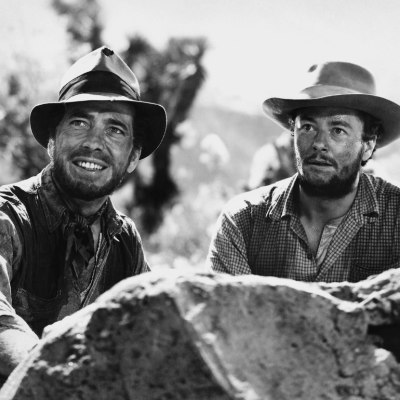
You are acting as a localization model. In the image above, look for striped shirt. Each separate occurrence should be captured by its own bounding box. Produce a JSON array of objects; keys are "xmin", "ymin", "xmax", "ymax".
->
[{"xmin": 206, "ymin": 173, "xmax": 400, "ymax": 283}]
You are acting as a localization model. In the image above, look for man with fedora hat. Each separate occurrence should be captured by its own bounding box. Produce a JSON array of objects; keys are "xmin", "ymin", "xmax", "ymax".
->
[
  {"xmin": 0, "ymin": 46, "xmax": 166, "ymax": 379},
  {"xmin": 207, "ymin": 61, "xmax": 400, "ymax": 283}
]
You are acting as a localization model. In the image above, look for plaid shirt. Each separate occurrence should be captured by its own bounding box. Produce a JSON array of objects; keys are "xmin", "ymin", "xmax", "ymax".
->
[{"xmin": 206, "ymin": 173, "xmax": 400, "ymax": 283}]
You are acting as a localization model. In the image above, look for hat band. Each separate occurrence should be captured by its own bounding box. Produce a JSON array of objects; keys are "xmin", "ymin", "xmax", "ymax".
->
[
  {"xmin": 59, "ymin": 71, "xmax": 140, "ymax": 102},
  {"xmin": 300, "ymin": 84, "xmax": 373, "ymax": 99}
]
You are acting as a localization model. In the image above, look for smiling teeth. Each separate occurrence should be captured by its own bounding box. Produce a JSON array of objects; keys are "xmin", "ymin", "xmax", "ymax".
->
[{"xmin": 78, "ymin": 161, "xmax": 103, "ymax": 171}]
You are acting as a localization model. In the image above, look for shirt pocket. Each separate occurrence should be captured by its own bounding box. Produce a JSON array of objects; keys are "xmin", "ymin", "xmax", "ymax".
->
[
  {"xmin": 348, "ymin": 259, "xmax": 400, "ymax": 283},
  {"xmin": 13, "ymin": 287, "xmax": 62, "ymax": 323}
]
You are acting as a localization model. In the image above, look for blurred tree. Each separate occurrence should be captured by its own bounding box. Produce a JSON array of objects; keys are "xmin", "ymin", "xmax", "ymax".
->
[
  {"xmin": 0, "ymin": 71, "xmax": 49, "ymax": 180},
  {"xmin": 122, "ymin": 36, "xmax": 207, "ymax": 233},
  {"xmin": 52, "ymin": 0, "xmax": 103, "ymax": 61}
]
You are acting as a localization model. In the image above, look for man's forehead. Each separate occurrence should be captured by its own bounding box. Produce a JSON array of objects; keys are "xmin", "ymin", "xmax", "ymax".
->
[
  {"xmin": 64, "ymin": 101, "xmax": 135, "ymax": 118},
  {"xmin": 294, "ymin": 106, "xmax": 364, "ymax": 121}
]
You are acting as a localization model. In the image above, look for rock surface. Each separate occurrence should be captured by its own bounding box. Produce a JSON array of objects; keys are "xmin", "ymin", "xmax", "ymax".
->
[{"xmin": 1, "ymin": 269, "xmax": 400, "ymax": 400}]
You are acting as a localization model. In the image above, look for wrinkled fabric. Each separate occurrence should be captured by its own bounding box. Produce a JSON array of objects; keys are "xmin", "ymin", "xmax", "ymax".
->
[
  {"xmin": 62, "ymin": 200, "xmax": 108, "ymax": 279},
  {"xmin": 0, "ymin": 166, "xmax": 149, "ymax": 337},
  {"xmin": 206, "ymin": 173, "xmax": 400, "ymax": 283}
]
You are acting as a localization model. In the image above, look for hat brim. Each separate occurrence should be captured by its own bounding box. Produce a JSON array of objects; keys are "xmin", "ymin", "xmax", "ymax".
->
[
  {"xmin": 30, "ymin": 94, "xmax": 167, "ymax": 159},
  {"xmin": 263, "ymin": 93, "xmax": 400, "ymax": 148}
]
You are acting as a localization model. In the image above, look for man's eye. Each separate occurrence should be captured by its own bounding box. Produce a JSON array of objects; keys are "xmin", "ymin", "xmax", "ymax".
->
[
  {"xmin": 71, "ymin": 120, "xmax": 87, "ymax": 128},
  {"xmin": 300, "ymin": 124, "xmax": 314, "ymax": 132},
  {"xmin": 332, "ymin": 128, "xmax": 345, "ymax": 135},
  {"xmin": 108, "ymin": 127, "xmax": 125, "ymax": 135}
]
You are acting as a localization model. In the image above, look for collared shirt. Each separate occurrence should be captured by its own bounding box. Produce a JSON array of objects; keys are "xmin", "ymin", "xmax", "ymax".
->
[
  {"xmin": 0, "ymin": 166, "xmax": 149, "ymax": 337},
  {"xmin": 206, "ymin": 173, "xmax": 400, "ymax": 283}
]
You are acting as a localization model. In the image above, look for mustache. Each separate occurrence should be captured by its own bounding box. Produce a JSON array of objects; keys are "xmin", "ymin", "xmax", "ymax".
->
[
  {"xmin": 67, "ymin": 148, "xmax": 112, "ymax": 164},
  {"xmin": 304, "ymin": 154, "xmax": 337, "ymax": 167}
]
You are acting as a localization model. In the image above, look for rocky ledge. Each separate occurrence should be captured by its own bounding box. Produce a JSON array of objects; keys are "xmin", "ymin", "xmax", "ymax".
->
[{"xmin": 1, "ymin": 268, "xmax": 400, "ymax": 400}]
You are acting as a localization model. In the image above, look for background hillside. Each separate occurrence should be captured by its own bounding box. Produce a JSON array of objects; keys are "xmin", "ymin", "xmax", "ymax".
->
[{"xmin": 173, "ymin": 105, "xmax": 282, "ymax": 192}]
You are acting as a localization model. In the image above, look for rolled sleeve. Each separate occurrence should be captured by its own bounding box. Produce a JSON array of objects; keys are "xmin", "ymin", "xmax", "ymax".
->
[{"xmin": 0, "ymin": 209, "xmax": 35, "ymax": 337}]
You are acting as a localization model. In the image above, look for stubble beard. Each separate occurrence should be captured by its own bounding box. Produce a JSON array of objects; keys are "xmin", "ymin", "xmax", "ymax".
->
[
  {"xmin": 295, "ymin": 148, "xmax": 364, "ymax": 200},
  {"xmin": 51, "ymin": 148, "xmax": 130, "ymax": 202}
]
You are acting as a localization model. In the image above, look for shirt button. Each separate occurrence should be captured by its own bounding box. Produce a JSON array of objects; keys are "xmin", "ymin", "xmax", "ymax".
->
[{"xmin": 307, "ymin": 253, "xmax": 313, "ymax": 260}]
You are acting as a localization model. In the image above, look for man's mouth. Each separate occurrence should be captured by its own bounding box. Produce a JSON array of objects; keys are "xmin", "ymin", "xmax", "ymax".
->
[
  {"xmin": 307, "ymin": 159, "xmax": 333, "ymax": 167},
  {"xmin": 74, "ymin": 161, "xmax": 107, "ymax": 171}
]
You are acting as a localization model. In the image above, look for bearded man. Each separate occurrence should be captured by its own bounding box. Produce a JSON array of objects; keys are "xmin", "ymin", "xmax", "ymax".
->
[
  {"xmin": 0, "ymin": 47, "xmax": 166, "ymax": 380},
  {"xmin": 206, "ymin": 61, "xmax": 400, "ymax": 283}
]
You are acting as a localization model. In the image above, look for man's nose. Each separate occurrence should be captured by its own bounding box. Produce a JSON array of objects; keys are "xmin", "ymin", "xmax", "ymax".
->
[
  {"xmin": 312, "ymin": 129, "xmax": 329, "ymax": 152},
  {"xmin": 82, "ymin": 126, "xmax": 105, "ymax": 151}
]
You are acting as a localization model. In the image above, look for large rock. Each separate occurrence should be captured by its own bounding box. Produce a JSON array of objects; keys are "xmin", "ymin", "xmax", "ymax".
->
[{"xmin": 1, "ymin": 269, "xmax": 400, "ymax": 400}]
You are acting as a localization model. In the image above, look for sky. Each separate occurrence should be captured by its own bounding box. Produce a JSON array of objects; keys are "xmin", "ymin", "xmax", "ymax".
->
[{"xmin": 1, "ymin": 0, "xmax": 400, "ymax": 114}]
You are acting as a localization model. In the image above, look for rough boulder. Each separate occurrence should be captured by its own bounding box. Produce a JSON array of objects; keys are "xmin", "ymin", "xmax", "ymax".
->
[{"xmin": 1, "ymin": 269, "xmax": 400, "ymax": 400}]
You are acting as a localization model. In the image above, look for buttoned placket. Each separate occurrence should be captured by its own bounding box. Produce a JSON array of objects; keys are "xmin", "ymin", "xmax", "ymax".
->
[{"xmin": 289, "ymin": 214, "xmax": 319, "ymax": 281}]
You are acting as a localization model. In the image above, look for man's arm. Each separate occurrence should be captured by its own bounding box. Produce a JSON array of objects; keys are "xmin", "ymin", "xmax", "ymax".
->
[
  {"xmin": 0, "ymin": 211, "xmax": 39, "ymax": 377},
  {"xmin": 205, "ymin": 204, "xmax": 252, "ymax": 275},
  {"xmin": 0, "ymin": 314, "xmax": 39, "ymax": 376}
]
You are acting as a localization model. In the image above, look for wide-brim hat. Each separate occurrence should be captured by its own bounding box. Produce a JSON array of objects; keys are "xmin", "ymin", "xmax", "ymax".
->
[
  {"xmin": 262, "ymin": 62, "xmax": 400, "ymax": 148},
  {"xmin": 30, "ymin": 46, "xmax": 167, "ymax": 159}
]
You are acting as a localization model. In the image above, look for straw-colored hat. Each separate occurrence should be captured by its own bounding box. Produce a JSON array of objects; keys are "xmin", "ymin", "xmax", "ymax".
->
[
  {"xmin": 30, "ymin": 46, "xmax": 167, "ymax": 159},
  {"xmin": 262, "ymin": 62, "xmax": 400, "ymax": 148}
]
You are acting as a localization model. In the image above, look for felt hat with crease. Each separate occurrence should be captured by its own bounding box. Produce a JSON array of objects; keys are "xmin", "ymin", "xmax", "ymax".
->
[
  {"xmin": 262, "ymin": 61, "xmax": 400, "ymax": 148},
  {"xmin": 30, "ymin": 46, "xmax": 167, "ymax": 159}
]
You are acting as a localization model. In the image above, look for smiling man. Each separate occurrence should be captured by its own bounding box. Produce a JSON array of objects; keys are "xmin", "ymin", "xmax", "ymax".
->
[
  {"xmin": 206, "ymin": 61, "xmax": 400, "ymax": 283},
  {"xmin": 0, "ymin": 47, "xmax": 166, "ymax": 381}
]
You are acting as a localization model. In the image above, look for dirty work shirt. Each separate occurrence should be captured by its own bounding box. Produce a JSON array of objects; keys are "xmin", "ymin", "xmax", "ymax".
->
[
  {"xmin": 206, "ymin": 173, "xmax": 400, "ymax": 283},
  {"xmin": 0, "ymin": 166, "xmax": 149, "ymax": 338}
]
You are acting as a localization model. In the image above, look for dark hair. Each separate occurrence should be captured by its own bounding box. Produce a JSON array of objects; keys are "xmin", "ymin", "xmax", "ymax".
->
[
  {"xmin": 287, "ymin": 108, "xmax": 382, "ymax": 166},
  {"xmin": 48, "ymin": 105, "xmax": 67, "ymax": 140},
  {"xmin": 357, "ymin": 110, "xmax": 382, "ymax": 166},
  {"xmin": 132, "ymin": 117, "xmax": 149, "ymax": 153}
]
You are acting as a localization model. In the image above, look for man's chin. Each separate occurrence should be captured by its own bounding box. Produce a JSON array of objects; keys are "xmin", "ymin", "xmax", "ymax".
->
[
  {"xmin": 298, "ymin": 174, "xmax": 357, "ymax": 199},
  {"xmin": 66, "ymin": 185, "xmax": 111, "ymax": 202},
  {"xmin": 52, "ymin": 167, "xmax": 124, "ymax": 202}
]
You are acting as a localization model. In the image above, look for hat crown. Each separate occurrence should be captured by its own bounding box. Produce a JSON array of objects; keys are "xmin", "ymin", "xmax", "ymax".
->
[
  {"xmin": 303, "ymin": 61, "xmax": 376, "ymax": 95},
  {"xmin": 59, "ymin": 46, "xmax": 140, "ymax": 96}
]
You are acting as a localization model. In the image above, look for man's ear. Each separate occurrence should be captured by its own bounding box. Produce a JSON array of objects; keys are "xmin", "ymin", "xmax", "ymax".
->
[
  {"xmin": 127, "ymin": 148, "xmax": 141, "ymax": 173},
  {"xmin": 362, "ymin": 137, "xmax": 377, "ymax": 162},
  {"xmin": 47, "ymin": 138, "xmax": 55, "ymax": 161}
]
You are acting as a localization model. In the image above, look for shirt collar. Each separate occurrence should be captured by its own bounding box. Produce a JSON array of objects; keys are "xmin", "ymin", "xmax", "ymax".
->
[
  {"xmin": 38, "ymin": 165, "xmax": 124, "ymax": 236},
  {"xmin": 267, "ymin": 172, "xmax": 379, "ymax": 222},
  {"xmin": 348, "ymin": 173, "xmax": 380, "ymax": 223},
  {"xmin": 268, "ymin": 174, "xmax": 299, "ymax": 221}
]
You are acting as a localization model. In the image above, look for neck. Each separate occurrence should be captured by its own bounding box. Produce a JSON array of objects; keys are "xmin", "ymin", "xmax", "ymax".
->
[
  {"xmin": 298, "ymin": 176, "xmax": 359, "ymax": 224},
  {"xmin": 54, "ymin": 179, "xmax": 108, "ymax": 218}
]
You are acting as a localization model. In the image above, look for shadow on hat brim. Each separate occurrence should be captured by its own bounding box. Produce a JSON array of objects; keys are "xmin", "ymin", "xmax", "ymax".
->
[
  {"xmin": 30, "ymin": 97, "xmax": 167, "ymax": 160},
  {"xmin": 263, "ymin": 93, "xmax": 400, "ymax": 148}
]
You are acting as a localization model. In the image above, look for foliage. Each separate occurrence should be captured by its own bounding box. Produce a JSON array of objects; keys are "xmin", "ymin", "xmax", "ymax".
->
[
  {"xmin": 52, "ymin": 0, "xmax": 103, "ymax": 61},
  {"xmin": 145, "ymin": 181, "xmax": 235, "ymax": 271},
  {"xmin": 0, "ymin": 68, "xmax": 49, "ymax": 181},
  {"xmin": 122, "ymin": 36, "xmax": 207, "ymax": 234}
]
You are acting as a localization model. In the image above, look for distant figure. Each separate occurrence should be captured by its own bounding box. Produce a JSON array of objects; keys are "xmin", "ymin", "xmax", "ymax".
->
[
  {"xmin": 0, "ymin": 47, "xmax": 166, "ymax": 381},
  {"xmin": 207, "ymin": 61, "xmax": 400, "ymax": 283},
  {"xmin": 245, "ymin": 132, "xmax": 295, "ymax": 190}
]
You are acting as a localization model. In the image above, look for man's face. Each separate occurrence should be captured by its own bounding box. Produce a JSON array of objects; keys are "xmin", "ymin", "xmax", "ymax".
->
[
  {"xmin": 293, "ymin": 106, "xmax": 376, "ymax": 198},
  {"xmin": 50, "ymin": 101, "xmax": 140, "ymax": 201}
]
